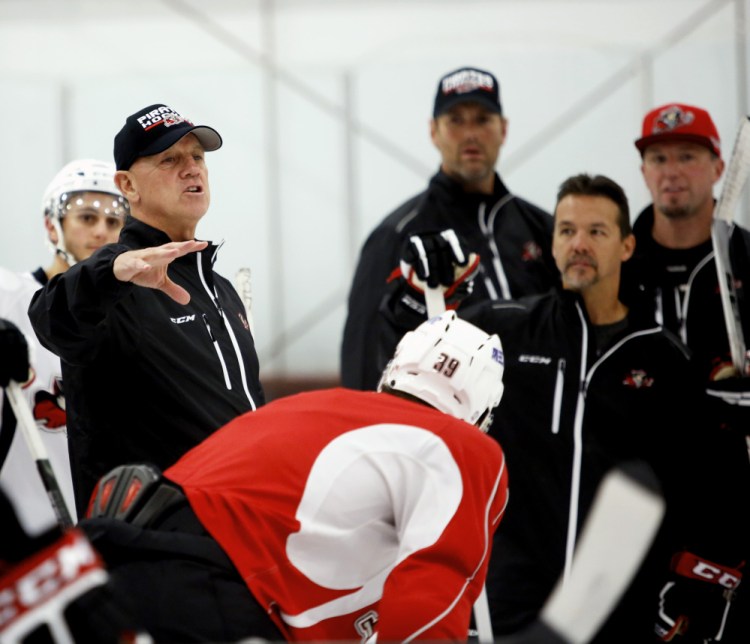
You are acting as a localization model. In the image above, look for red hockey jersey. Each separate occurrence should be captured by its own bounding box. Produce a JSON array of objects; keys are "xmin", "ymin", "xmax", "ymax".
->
[{"xmin": 165, "ymin": 388, "xmax": 508, "ymax": 641}]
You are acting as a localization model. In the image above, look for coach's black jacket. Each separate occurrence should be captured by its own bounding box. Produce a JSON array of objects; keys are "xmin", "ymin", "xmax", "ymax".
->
[
  {"xmin": 463, "ymin": 288, "xmax": 748, "ymax": 641},
  {"xmin": 29, "ymin": 217, "xmax": 264, "ymax": 515},
  {"xmin": 341, "ymin": 169, "xmax": 558, "ymax": 390},
  {"xmin": 622, "ymin": 205, "xmax": 750, "ymax": 381}
]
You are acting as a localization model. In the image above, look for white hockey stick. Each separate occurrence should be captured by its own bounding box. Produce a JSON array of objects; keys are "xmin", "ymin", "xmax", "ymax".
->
[
  {"xmin": 496, "ymin": 461, "xmax": 665, "ymax": 644},
  {"xmin": 424, "ymin": 285, "xmax": 447, "ymax": 319},
  {"xmin": 4, "ymin": 381, "xmax": 74, "ymax": 529},
  {"xmin": 712, "ymin": 116, "xmax": 750, "ymax": 375}
]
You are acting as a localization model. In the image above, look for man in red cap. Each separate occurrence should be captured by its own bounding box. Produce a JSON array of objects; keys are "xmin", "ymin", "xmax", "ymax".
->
[
  {"xmin": 623, "ymin": 104, "xmax": 750, "ymax": 643},
  {"xmin": 625, "ymin": 103, "xmax": 750, "ymax": 381}
]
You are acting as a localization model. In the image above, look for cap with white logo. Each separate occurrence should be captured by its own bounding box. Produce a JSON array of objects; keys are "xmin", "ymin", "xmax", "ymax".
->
[
  {"xmin": 634, "ymin": 103, "xmax": 721, "ymax": 159},
  {"xmin": 114, "ymin": 103, "xmax": 222, "ymax": 171},
  {"xmin": 433, "ymin": 67, "xmax": 502, "ymax": 117}
]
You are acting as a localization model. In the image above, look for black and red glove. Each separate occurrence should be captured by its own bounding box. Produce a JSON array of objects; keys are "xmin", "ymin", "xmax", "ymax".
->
[
  {"xmin": 399, "ymin": 229, "xmax": 480, "ymax": 306},
  {"xmin": 0, "ymin": 487, "xmax": 149, "ymax": 643},
  {"xmin": 0, "ymin": 318, "xmax": 29, "ymax": 387},
  {"xmin": 655, "ymin": 550, "xmax": 743, "ymax": 642}
]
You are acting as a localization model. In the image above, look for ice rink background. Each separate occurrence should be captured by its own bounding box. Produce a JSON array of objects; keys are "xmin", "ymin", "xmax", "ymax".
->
[{"xmin": 0, "ymin": 0, "xmax": 747, "ymax": 381}]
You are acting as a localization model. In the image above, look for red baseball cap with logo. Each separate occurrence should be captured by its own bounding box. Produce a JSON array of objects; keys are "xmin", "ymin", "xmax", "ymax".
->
[{"xmin": 634, "ymin": 103, "xmax": 721, "ymax": 159}]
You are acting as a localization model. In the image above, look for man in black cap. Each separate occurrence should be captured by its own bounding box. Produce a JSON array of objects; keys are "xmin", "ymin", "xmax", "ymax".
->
[
  {"xmin": 29, "ymin": 104, "xmax": 264, "ymax": 515},
  {"xmin": 341, "ymin": 66, "xmax": 559, "ymax": 390}
]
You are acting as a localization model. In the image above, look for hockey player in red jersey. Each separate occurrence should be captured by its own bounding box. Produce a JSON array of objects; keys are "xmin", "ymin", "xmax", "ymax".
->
[{"xmin": 73, "ymin": 310, "xmax": 508, "ymax": 642}]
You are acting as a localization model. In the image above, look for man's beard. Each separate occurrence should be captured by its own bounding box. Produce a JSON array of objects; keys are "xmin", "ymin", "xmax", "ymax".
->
[
  {"xmin": 659, "ymin": 203, "xmax": 692, "ymax": 220},
  {"xmin": 563, "ymin": 255, "xmax": 598, "ymax": 291},
  {"xmin": 457, "ymin": 163, "xmax": 493, "ymax": 187}
]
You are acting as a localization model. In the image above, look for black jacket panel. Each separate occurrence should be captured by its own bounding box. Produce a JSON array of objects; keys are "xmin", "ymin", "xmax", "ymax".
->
[
  {"xmin": 341, "ymin": 170, "xmax": 558, "ymax": 390},
  {"xmin": 463, "ymin": 290, "xmax": 747, "ymax": 640},
  {"xmin": 622, "ymin": 205, "xmax": 750, "ymax": 380},
  {"xmin": 29, "ymin": 217, "xmax": 264, "ymax": 512}
]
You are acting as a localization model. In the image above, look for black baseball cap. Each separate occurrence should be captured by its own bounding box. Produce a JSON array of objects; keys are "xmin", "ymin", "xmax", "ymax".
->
[
  {"xmin": 114, "ymin": 103, "xmax": 223, "ymax": 171},
  {"xmin": 433, "ymin": 67, "xmax": 502, "ymax": 117}
]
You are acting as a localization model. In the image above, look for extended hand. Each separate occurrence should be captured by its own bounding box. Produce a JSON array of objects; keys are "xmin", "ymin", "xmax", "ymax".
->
[{"xmin": 113, "ymin": 240, "xmax": 208, "ymax": 305}]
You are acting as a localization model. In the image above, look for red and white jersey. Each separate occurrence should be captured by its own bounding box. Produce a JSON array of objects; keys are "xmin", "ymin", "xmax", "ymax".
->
[
  {"xmin": 166, "ymin": 388, "xmax": 508, "ymax": 642},
  {"xmin": 0, "ymin": 267, "xmax": 74, "ymax": 534}
]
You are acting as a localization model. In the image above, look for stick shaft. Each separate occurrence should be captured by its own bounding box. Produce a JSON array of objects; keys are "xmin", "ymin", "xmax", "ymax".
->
[
  {"xmin": 5, "ymin": 381, "xmax": 74, "ymax": 529},
  {"xmin": 710, "ymin": 117, "xmax": 750, "ymax": 373}
]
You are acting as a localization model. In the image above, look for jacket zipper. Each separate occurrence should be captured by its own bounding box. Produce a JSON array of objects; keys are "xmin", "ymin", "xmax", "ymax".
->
[
  {"xmin": 551, "ymin": 359, "xmax": 566, "ymax": 435},
  {"xmin": 563, "ymin": 302, "xmax": 589, "ymax": 585},
  {"xmin": 478, "ymin": 195, "xmax": 514, "ymax": 300},
  {"xmin": 562, "ymin": 304, "xmax": 666, "ymax": 584},
  {"xmin": 196, "ymin": 252, "xmax": 257, "ymax": 409},
  {"xmin": 202, "ymin": 314, "xmax": 232, "ymax": 389},
  {"xmin": 676, "ymin": 252, "xmax": 715, "ymax": 344}
]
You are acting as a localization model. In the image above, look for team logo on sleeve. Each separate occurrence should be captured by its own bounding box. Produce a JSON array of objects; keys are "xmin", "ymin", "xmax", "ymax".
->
[
  {"xmin": 622, "ymin": 369, "xmax": 654, "ymax": 389},
  {"xmin": 521, "ymin": 241, "xmax": 543, "ymax": 262},
  {"xmin": 33, "ymin": 377, "xmax": 66, "ymax": 431}
]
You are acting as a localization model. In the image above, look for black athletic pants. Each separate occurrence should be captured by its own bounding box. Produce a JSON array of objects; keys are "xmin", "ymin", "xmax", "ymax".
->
[{"xmin": 81, "ymin": 499, "xmax": 284, "ymax": 642}]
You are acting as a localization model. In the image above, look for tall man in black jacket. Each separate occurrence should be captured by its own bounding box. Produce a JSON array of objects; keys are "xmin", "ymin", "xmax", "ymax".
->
[
  {"xmin": 29, "ymin": 104, "xmax": 264, "ymax": 516},
  {"xmin": 341, "ymin": 66, "xmax": 559, "ymax": 390}
]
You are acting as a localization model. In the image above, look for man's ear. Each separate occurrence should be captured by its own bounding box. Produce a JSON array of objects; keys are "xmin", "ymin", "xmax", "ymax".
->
[
  {"xmin": 114, "ymin": 171, "xmax": 138, "ymax": 204},
  {"xmin": 713, "ymin": 156, "xmax": 725, "ymax": 184},
  {"xmin": 44, "ymin": 216, "xmax": 58, "ymax": 245},
  {"xmin": 499, "ymin": 116, "xmax": 509, "ymax": 147},
  {"xmin": 621, "ymin": 233, "xmax": 636, "ymax": 262},
  {"xmin": 429, "ymin": 117, "xmax": 439, "ymax": 149}
]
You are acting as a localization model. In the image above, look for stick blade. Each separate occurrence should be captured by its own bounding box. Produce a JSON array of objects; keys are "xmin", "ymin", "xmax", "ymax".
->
[
  {"xmin": 497, "ymin": 461, "xmax": 665, "ymax": 644},
  {"xmin": 714, "ymin": 116, "xmax": 750, "ymax": 223},
  {"xmin": 712, "ymin": 219, "xmax": 748, "ymax": 373}
]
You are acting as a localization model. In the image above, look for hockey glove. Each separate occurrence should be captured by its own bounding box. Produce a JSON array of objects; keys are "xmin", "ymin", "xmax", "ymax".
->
[
  {"xmin": 0, "ymin": 318, "xmax": 29, "ymax": 387},
  {"xmin": 399, "ymin": 229, "xmax": 480, "ymax": 305},
  {"xmin": 654, "ymin": 550, "xmax": 743, "ymax": 642},
  {"xmin": 0, "ymin": 525, "xmax": 150, "ymax": 643}
]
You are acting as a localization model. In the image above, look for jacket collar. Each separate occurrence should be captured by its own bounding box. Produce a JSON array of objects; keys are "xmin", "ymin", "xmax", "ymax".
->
[
  {"xmin": 429, "ymin": 169, "xmax": 509, "ymax": 206},
  {"xmin": 118, "ymin": 216, "xmax": 218, "ymax": 265}
]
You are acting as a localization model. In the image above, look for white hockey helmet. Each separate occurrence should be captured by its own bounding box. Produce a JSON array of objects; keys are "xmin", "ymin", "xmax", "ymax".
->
[
  {"xmin": 41, "ymin": 159, "xmax": 129, "ymax": 265},
  {"xmin": 378, "ymin": 310, "xmax": 505, "ymax": 432}
]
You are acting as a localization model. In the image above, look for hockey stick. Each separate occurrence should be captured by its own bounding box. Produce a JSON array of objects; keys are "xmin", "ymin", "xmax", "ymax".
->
[
  {"xmin": 711, "ymin": 116, "xmax": 750, "ymax": 375},
  {"xmin": 234, "ymin": 267, "xmax": 255, "ymax": 336},
  {"xmin": 4, "ymin": 381, "xmax": 74, "ymax": 529},
  {"xmin": 496, "ymin": 461, "xmax": 665, "ymax": 644},
  {"xmin": 424, "ymin": 285, "xmax": 447, "ymax": 319},
  {"xmin": 420, "ymin": 281, "xmax": 490, "ymax": 641}
]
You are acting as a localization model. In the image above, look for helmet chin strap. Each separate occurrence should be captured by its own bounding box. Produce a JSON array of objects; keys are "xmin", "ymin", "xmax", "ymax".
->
[{"xmin": 48, "ymin": 217, "xmax": 77, "ymax": 268}]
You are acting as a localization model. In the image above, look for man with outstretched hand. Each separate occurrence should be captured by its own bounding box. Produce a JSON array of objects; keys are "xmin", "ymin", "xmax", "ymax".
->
[{"xmin": 29, "ymin": 104, "xmax": 264, "ymax": 516}]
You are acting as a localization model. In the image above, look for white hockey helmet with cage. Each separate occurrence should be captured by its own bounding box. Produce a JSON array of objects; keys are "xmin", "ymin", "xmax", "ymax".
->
[
  {"xmin": 378, "ymin": 310, "xmax": 505, "ymax": 432},
  {"xmin": 41, "ymin": 159, "xmax": 129, "ymax": 265}
]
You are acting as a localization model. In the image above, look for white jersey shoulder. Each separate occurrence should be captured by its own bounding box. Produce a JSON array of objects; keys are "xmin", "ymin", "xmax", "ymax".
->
[{"xmin": 0, "ymin": 265, "xmax": 75, "ymax": 534}]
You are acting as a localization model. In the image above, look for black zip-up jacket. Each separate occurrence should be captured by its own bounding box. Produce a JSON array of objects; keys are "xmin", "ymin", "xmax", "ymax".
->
[
  {"xmin": 463, "ymin": 289, "xmax": 748, "ymax": 641},
  {"xmin": 622, "ymin": 205, "xmax": 750, "ymax": 381},
  {"xmin": 341, "ymin": 169, "xmax": 559, "ymax": 390},
  {"xmin": 29, "ymin": 217, "xmax": 264, "ymax": 515}
]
